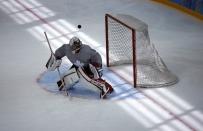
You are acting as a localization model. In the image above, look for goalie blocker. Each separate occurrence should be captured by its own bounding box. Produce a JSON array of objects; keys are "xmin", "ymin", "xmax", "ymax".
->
[{"xmin": 57, "ymin": 65, "xmax": 114, "ymax": 99}]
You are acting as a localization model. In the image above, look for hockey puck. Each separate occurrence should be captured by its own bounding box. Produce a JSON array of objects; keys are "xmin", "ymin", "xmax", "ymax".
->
[{"xmin": 77, "ymin": 25, "xmax": 82, "ymax": 29}]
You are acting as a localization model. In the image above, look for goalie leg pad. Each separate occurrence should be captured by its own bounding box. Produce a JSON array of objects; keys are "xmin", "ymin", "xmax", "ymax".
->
[
  {"xmin": 77, "ymin": 67, "xmax": 102, "ymax": 93},
  {"xmin": 77, "ymin": 67, "xmax": 113, "ymax": 97},
  {"xmin": 89, "ymin": 64, "xmax": 100, "ymax": 79},
  {"xmin": 63, "ymin": 67, "xmax": 80, "ymax": 89}
]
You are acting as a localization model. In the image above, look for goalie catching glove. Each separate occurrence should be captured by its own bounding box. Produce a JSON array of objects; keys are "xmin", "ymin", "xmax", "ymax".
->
[{"xmin": 46, "ymin": 54, "xmax": 62, "ymax": 71}]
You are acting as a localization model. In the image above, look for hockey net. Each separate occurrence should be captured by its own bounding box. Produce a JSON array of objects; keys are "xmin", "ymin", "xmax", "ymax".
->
[{"xmin": 105, "ymin": 14, "xmax": 178, "ymax": 87}]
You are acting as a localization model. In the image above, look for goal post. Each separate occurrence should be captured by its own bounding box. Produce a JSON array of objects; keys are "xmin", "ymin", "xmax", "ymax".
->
[
  {"xmin": 105, "ymin": 13, "xmax": 178, "ymax": 88},
  {"xmin": 105, "ymin": 14, "xmax": 137, "ymax": 86}
]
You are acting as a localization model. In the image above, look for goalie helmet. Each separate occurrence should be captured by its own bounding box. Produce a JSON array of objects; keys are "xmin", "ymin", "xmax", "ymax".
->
[{"xmin": 69, "ymin": 37, "xmax": 82, "ymax": 53}]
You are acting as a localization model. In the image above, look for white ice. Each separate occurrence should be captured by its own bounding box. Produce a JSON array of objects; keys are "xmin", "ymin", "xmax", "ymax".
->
[{"xmin": 0, "ymin": 0, "xmax": 203, "ymax": 131}]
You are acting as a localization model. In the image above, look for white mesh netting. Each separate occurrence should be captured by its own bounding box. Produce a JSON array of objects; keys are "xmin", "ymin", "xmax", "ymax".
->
[{"xmin": 106, "ymin": 14, "xmax": 178, "ymax": 87}]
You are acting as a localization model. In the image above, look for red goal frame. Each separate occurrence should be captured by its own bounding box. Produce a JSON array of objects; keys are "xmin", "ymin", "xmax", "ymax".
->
[{"xmin": 105, "ymin": 14, "xmax": 137, "ymax": 87}]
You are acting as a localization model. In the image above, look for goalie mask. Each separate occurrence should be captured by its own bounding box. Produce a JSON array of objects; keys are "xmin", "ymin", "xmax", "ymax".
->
[{"xmin": 69, "ymin": 37, "xmax": 82, "ymax": 54}]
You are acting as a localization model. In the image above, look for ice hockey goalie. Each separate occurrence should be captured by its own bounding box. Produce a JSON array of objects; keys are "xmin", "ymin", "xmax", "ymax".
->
[{"xmin": 46, "ymin": 36, "xmax": 113, "ymax": 99}]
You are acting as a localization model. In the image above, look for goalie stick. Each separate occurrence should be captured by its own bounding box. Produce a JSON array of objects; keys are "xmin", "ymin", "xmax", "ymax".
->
[{"xmin": 44, "ymin": 31, "xmax": 69, "ymax": 96}]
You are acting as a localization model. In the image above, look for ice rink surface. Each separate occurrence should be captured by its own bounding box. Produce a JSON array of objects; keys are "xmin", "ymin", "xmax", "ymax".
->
[{"xmin": 0, "ymin": 0, "xmax": 203, "ymax": 131}]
